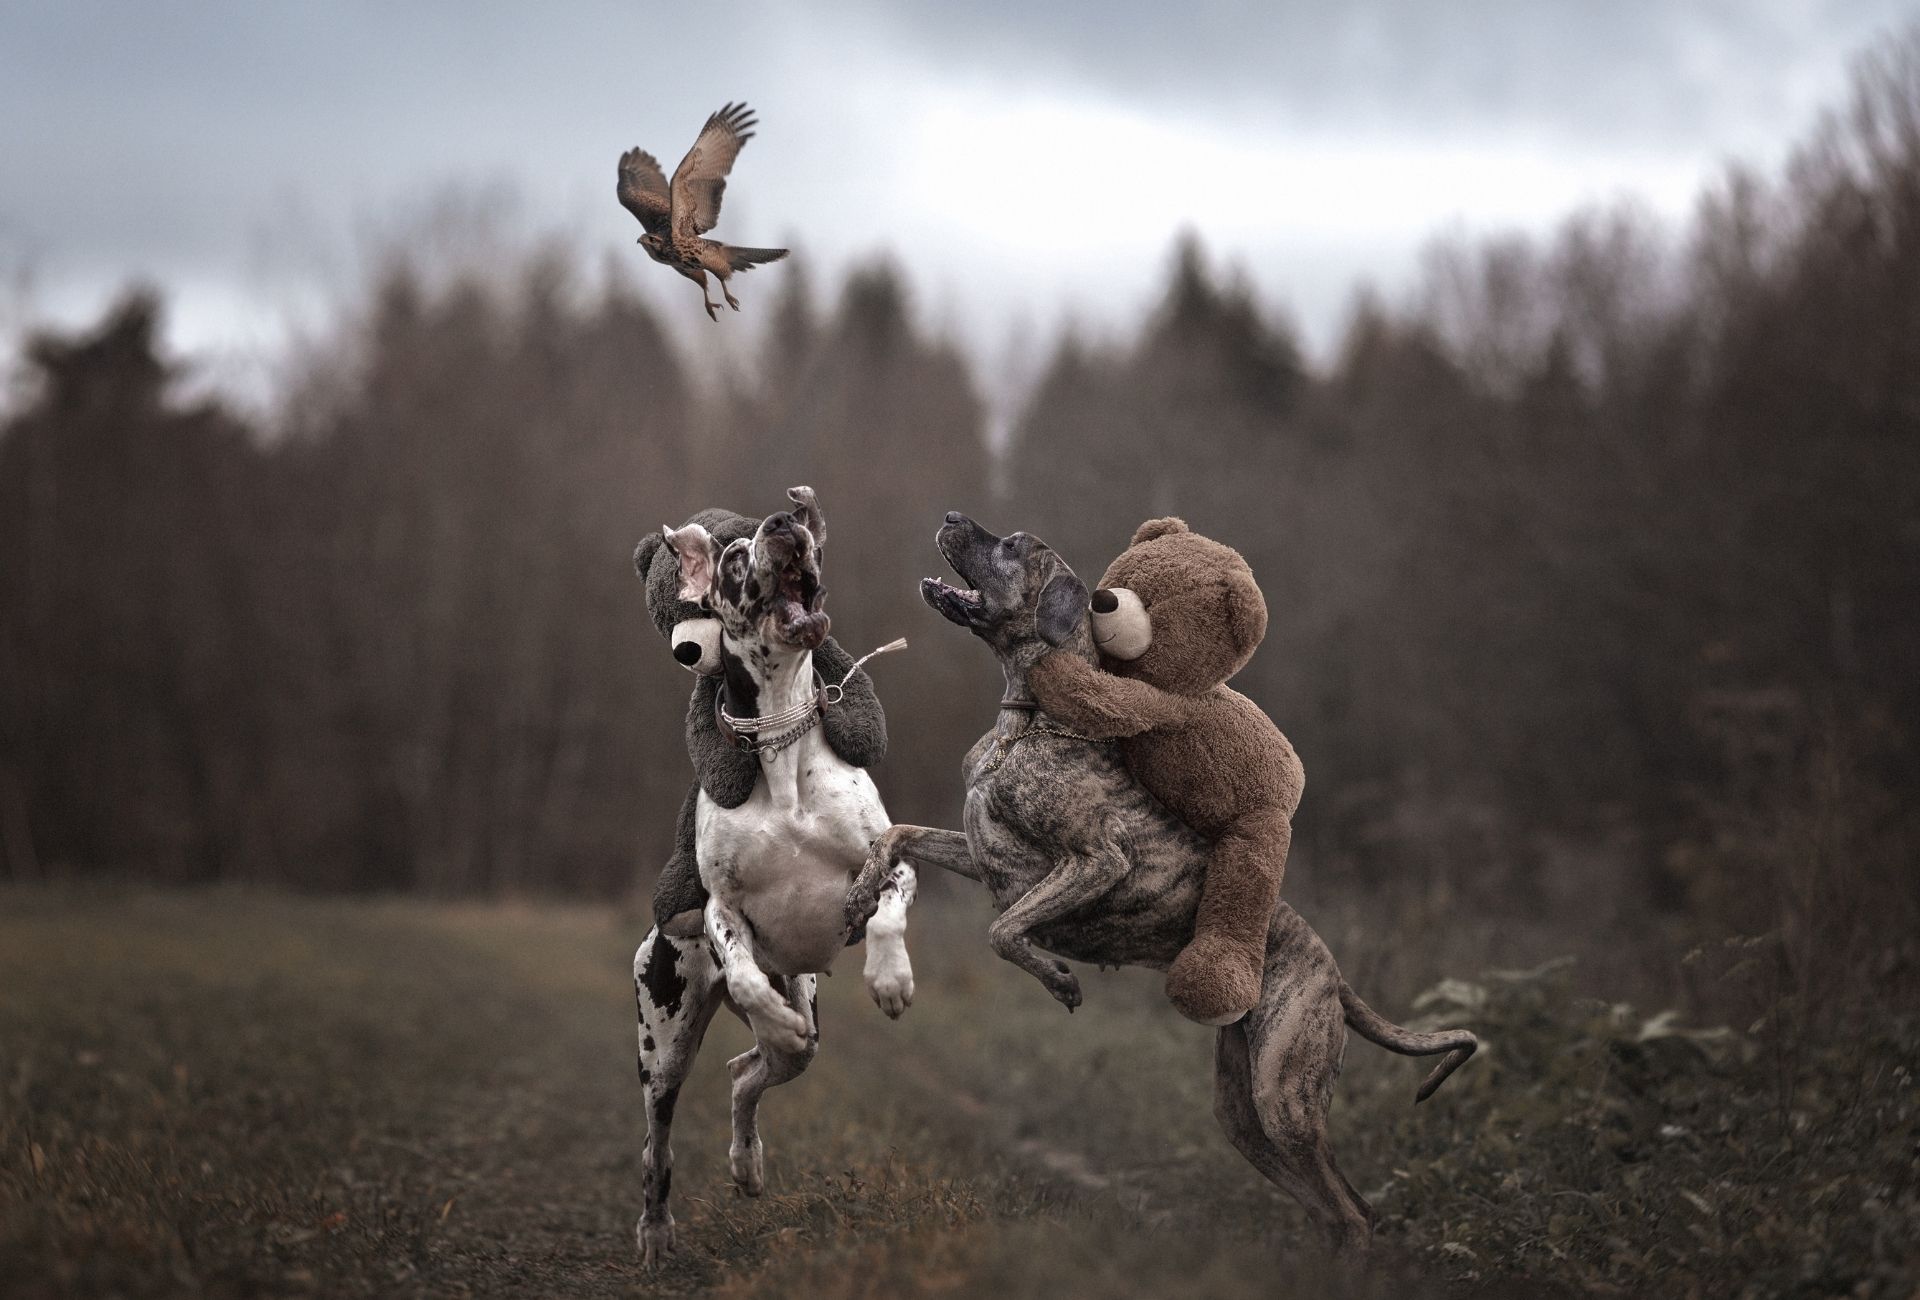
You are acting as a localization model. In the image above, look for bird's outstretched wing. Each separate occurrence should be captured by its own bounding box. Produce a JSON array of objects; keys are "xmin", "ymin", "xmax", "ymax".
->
[
  {"xmin": 670, "ymin": 101, "xmax": 757, "ymax": 238},
  {"xmin": 617, "ymin": 148, "xmax": 671, "ymax": 235}
]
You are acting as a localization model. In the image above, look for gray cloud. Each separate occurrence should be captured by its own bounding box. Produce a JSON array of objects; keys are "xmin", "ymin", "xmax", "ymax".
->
[
  {"xmin": 2, "ymin": 0, "xmax": 1911, "ymax": 372},
  {"xmin": 842, "ymin": 0, "xmax": 1906, "ymax": 144}
]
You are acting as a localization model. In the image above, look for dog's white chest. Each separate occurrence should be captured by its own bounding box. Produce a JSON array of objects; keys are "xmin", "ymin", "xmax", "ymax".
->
[{"xmin": 696, "ymin": 734, "xmax": 889, "ymax": 975}]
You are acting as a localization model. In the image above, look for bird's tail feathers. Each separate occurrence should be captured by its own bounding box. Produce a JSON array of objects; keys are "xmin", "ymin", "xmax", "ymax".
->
[{"xmin": 726, "ymin": 246, "xmax": 789, "ymax": 272}]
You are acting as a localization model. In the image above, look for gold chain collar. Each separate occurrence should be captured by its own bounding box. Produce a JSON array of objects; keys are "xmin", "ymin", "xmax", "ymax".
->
[{"xmin": 977, "ymin": 721, "xmax": 1107, "ymax": 776}]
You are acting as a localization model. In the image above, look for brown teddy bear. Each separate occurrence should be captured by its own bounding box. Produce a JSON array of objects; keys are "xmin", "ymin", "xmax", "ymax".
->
[{"xmin": 1027, "ymin": 517, "xmax": 1303, "ymax": 1026}]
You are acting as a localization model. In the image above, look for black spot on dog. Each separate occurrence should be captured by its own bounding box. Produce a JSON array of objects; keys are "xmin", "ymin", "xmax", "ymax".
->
[
  {"xmin": 719, "ymin": 645, "xmax": 759, "ymax": 719},
  {"xmin": 642, "ymin": 1034, "xmax": 655, "ymax": 1052},
  {"xmin": 638, "ymin": 1060, "xmax": 651, "ymax": 1084},
  {"xmin": 653, "ymin": 1086, "xmax": 679, "ymax": 1126},
  {"xmin": 642, "ymin": 940, "xmax": 687, "ymax": 1019}
]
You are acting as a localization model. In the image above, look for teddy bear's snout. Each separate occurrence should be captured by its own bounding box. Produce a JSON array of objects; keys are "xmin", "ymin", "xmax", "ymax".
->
[
  {"xmin": 668, "ymin": 617, "xmax": 723, "ymax": 675},
  {"xmin": 1089, "ymin": 587, "xmax": 1151, "ymax": 661}
]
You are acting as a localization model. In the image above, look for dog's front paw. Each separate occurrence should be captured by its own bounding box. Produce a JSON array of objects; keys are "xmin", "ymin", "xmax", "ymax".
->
[
  {"xmin": 1045, "ymin": 959, "xmax": 1082, "ymax": 1012},
  {"xmin": 865, "ymin": 953, "xmax": 915, "ymax": 1019},
  {"xmin": 637, "ymin": 1216, "xmax": 676, "ymax": 1270}
]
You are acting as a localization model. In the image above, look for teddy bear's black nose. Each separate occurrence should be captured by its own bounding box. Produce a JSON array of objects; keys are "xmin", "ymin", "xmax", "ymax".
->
[
  {"xmin": 1090, "ymin": 589, "xmax": 1120, "ymax": 614},
  {"xmin": 673, "ymin": 641, "xmax": 702, "ymax": 665},
  {"xmin": 945, "ymin": 512, "xmax": 966, "ymax": 525}
]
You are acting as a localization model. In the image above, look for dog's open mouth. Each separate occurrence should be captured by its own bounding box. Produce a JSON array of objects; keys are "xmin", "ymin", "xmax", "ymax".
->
[
  {"xmin": 771, "ymin": 552, "xmax": 829, "ymax": 648},
  {"xmin": 925, "ymin": 519, "xmax": 989, "ymax": 628},
  {"xmin": 777, "ymin": 556, "xmax": 820, "ymax": 615},
  {"xmin": 921, "ymin": 575, "xmax": 984, "ymax": 628}
]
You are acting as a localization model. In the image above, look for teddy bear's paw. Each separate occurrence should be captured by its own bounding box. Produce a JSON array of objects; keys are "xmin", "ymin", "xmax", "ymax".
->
[{"xmin": 1166, "ymin": 935, "xmax": 1262, "ymax": 1026}]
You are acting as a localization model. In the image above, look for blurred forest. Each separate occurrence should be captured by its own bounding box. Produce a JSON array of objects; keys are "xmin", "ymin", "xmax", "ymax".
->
[{"xmin": 2, "ymin": 35, "xmax": 1916, "ymax": 995}]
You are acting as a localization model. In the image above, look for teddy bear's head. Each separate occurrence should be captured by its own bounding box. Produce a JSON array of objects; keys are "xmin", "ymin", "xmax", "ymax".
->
[
  {"xmin": 1089, "ymin": 517, "xmax": 1266, "ymax": 694},
  {"xmin": 633, "ymin": 506, "xmax": 759, "ymax": 674}
]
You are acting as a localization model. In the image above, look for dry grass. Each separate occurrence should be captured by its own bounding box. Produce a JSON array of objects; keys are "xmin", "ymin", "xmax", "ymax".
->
[{"xmin": 1, "ymin": 886, "xmax": 1913, "ymax": 1297}]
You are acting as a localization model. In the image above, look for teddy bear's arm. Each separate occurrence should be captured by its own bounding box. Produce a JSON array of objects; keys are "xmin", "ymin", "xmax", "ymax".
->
[
  {"xmin": 815, "ymin": 637, "xmax": 888, "ymax": 768},
  {"xmin": 1028, "ymin": 652, "xmax": 1189, "ymax": 738},
  {"xmin": 687, "ymin": 672, "xmax": 759, "ymax": 808}
]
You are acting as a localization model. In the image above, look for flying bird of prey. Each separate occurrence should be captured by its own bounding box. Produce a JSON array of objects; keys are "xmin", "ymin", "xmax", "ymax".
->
[{"xmin": 618, "ymin": 102, "xmax": 789, "ymax": 321}]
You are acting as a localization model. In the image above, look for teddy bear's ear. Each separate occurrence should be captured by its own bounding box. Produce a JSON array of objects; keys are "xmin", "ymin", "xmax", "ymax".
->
[
  {"xmin": 633, "ymin": 532, "xmax": 663, "ymax": 579},
  {"xmin": 1131, "ymin": 517, "xmax": 1189, "ymax": 546},
  {"xmin": 1223, "ymin": 574, "xmax": 1269, "ymax": 655}
]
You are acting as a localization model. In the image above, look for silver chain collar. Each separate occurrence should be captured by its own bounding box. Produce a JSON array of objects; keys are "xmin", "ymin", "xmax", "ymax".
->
[
  {"xmin": 720, "ymin": 672, "xmax": 826, "ymax": 755},
  {"xmin": 717, "ymin": 637, "xmax": 908, "ymax": 758},
  {"xmin": 724, "ymin": 701, "xmax": 823, "ymax": 756}
]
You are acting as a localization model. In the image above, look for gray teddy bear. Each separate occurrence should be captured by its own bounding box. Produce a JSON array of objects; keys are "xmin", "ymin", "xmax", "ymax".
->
[{"xmin": 633, "ymin": 506, "xmax": 890, "ymax": 932}]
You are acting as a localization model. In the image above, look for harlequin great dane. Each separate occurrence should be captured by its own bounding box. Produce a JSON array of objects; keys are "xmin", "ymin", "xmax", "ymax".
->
[
  {"xmin": 847, "ymin": 512, "xmax": 1477, "ymax": 1254},
  {"xmin": 631, "ymin": 487, "xmax": 916, "ymax": 1269}
]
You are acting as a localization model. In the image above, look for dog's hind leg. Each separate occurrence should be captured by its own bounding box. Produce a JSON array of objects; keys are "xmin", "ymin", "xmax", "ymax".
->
[
  {"xmin": 724, "ymin": 973, "xmax": 819, "ymax": 1195},
  {"xmin": 1214, "ymin": 937, "xmax": 1375, "ymax": 1255},
  {"xmin": 633, "ymin": 926, "xmax": 725, "ymax": 1269}
]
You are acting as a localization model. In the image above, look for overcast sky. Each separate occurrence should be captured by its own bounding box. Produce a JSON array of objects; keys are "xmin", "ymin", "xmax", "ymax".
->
[{"xmin": 2, "ymin": 0, "xmax": 1913, "ymax": 395}]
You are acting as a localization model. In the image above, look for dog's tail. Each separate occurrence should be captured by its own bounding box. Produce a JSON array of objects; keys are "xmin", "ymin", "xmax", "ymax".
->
[
  {"xmin": 1339, "ymin": 981, "xmax": 1478, "ymax": 1104},
  {"xmin": 726, "ymin": 245, "xmax": 789, "ymax": 273}
]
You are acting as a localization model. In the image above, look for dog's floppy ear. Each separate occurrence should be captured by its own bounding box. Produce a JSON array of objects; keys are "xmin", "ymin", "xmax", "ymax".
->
[
  {"xmin": 662, "ymin": 522, "xmax": 721, "ymax": 603},
  {"xmin": 787, "ymin": 485, "xmax": 826, "ymax": 550},
  {"xmin": 1035, "ymin": 570, "xmax": 1090, "ymax": 647}
]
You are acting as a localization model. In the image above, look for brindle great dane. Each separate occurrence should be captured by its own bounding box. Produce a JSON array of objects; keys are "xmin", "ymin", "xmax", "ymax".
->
[{"xmin": 848, "ymin": 512, "xmax": 1477, "ymax": 1254}]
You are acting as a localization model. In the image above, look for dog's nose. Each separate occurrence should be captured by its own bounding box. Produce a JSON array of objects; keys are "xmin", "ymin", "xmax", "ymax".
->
[
  {"xmin": 1090, "ymin": 589, "xmax": 1120, "ymax": 614},
  {"xmin": 673, "ymin": 641, "xmax": 702, "ymax": 665},
  {"xmin": 945, "ymin": 512, "xmax": 965, "ymax": 525}
]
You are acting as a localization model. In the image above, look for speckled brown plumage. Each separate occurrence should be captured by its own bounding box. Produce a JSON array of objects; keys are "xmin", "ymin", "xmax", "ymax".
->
[{"xmin": 617, "ymin": 102, "xmax": 789, "ymax": 320}]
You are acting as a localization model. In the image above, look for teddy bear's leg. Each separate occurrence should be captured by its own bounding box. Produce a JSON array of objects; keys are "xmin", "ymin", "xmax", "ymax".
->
[
  {"xmin": 651, "ymin": 784, "xmax": 711, "ymax": 936},
  {"xmin": 1166, "ymin": 808, "xmax": 1291, "ymax": 1026}
]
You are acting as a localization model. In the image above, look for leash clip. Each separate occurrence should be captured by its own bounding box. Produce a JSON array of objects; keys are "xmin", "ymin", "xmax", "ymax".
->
[{"xmin": 822, "ymin": 636, "xmax": 908, "ymax": 708}]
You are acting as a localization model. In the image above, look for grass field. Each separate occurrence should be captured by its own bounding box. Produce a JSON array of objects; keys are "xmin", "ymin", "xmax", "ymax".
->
[{"xmin": 1, "ymin": 886, "xmax": 1913, "ymax": 1297}]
